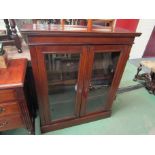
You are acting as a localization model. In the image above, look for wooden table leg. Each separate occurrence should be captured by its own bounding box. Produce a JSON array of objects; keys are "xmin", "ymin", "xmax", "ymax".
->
[
  {"xmin": 4, "ymin": 19, "xmax": 12, "ymax": 39},
  {"xmin": 133, "ymin": 64, "xmax": 142, "ymax": 81},
  {"xmin": 9, "ymin": 19, "xmax": 22, "ymax": 53}
]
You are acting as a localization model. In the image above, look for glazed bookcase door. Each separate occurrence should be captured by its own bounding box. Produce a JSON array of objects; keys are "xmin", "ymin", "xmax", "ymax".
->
[
  {"xmin": 36, "ymin": 46, "xmax": 86, "ymax": 123},
  {"xmin": 80, "ymin": 45, "xmax": 122, "ymax": 116}
]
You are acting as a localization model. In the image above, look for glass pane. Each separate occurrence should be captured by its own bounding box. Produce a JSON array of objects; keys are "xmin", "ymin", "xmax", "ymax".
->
[
  {"xmin": 44, "ymin": 53, "xmax": 80, "ymax": 121},
  {"xmin": 86, "ymin": 52, "xmax": 120, "ymax": 113}
]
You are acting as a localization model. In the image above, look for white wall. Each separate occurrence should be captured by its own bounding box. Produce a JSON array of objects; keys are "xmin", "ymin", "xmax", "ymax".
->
[
  {"xmin": 129, "ymin": 19, "xmax": 155, "ymax": 59},
  {"xmin": 0, "ymin": 19, "xmax": 5, "ymax": 30}
]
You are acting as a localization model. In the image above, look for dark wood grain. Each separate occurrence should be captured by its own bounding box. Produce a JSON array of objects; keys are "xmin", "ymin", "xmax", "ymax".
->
[
  {"xmin": 0, "ymin": 114, "xmax": 23, "ymax": 131},
  {"xmin": 21, "ymin": 23, "xmax": 141, "ymax": 133},
  {"xmin": 41, "ymin": 110, "xmax": 111, "ymax": 133},
  {"xmin": 0, "ymin": 59, "xmax": 27, "ymax": 89},
  {"xmin": 0, "ymin": 101, "xmax": 20, "ymax": 117},
  {"xmin": 0, "ymin": 59, "xmax": 34, "ymax": 134},
  {"xmin": 0, "ymin": 89, "xmax": 16, "ymax": 103}
]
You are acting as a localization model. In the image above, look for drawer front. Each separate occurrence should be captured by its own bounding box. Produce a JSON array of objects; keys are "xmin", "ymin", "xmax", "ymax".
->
[
  {"xmin": 0, "ymin": 114, "xmax": 23, "ymax": 131},
  {"xmin": 0, "ymin": 101, "xmax": 20, "ymax": 117},
  {"xmin": 0, "ymin": 89, "xmax": 16, "ymax": 103}
]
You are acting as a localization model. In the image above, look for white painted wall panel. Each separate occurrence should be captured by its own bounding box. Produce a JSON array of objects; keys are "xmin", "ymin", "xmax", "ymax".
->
[
  {"xmin": 130, "ymin": 19, "xmax": 155, "ymax": 59},
  {"xmin": 0, "ymin": 19, "xmax": 5, "ymax": 30}
]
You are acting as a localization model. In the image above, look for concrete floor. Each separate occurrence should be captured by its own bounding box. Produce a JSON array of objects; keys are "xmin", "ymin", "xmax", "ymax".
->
[{"xmin": 1, "ymin": 61, "xmax": 155, "ymax": 135}]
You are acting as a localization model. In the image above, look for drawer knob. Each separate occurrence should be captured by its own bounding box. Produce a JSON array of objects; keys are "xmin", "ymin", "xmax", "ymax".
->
[
  {"xmin": 0, "ymin": 107, "xmax": 5, "ymax": 114},
  {"xmin": 0, "ymin": 121, "xmax": 8, "ymax": 128}
]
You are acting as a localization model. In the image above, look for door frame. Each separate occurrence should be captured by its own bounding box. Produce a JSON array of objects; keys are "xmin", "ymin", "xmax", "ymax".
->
[
  {"xmin": 35, "ymin": 45, "xmax": 87, "ymax": 125},
  {"xmin": 80, "ymin": 45, "xmax": 130, "ymax": 116},
  {"xmin": 30, "ymin": 44, "xmax": 131, "ymax": 126}
]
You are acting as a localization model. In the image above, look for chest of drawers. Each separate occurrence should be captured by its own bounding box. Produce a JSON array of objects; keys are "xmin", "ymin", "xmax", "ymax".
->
[{"xmin": 0, "ymin": 59, "xmax": 34, "ymax": 134}]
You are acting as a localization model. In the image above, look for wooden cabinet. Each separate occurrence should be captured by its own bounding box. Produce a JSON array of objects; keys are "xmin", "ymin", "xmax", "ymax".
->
[
  {"xmin": 21, "ymin": 24, "xmax": 141, "ymax": 133},
  {"xmin": 0, "ymin": 59, "xmax": 34, "ymax": 134}
]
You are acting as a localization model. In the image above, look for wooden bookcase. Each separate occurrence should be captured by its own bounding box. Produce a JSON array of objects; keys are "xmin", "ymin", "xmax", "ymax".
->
[{"xmin": 21, "ymin": 23, "xmax": 141, "ymax": 133}]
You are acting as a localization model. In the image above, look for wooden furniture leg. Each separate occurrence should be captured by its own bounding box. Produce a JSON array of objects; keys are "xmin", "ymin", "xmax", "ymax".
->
[
  {"xmin": 4, "ymin": 19, "xmax": 12, "ymax": 39},
  {"xmin": 133, "ymin": 62, "xmax": 155, "ymax": 95},
  {"xmin": 9, "ymin": 19, "xmax": 22, "ymax": 53},
  {"xmin": 133, "ymin": 64, "xmax": 142, "ymax": 81}
]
